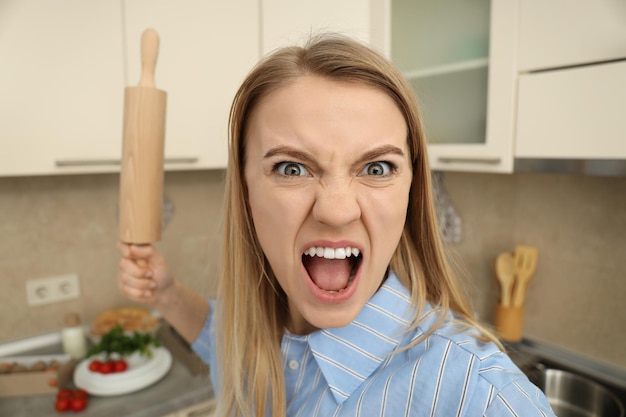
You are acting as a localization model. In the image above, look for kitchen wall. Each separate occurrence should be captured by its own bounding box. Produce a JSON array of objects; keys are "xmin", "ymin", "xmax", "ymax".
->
[
  {"xmin": 0, "ymin": 170, "xmax": 225, "ymax": 345},
  {"xmin": 1, "ymin": 170, "xmax": 625, "ymax": 369},
  {"xmin": 444, "ymin": 171, "xmax": 626, "ymax": 368}
]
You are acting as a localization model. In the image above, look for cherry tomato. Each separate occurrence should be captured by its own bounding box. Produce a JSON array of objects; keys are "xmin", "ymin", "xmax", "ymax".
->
[
  {"xmin": 54, "ymin": 397, "xmax": 70, "ymax": 412},
  {"xmin": 70, "ymin": 396, "xmax": 88, "ymax": 412},
  {"xmin": 99, "ymin": 361, "xmax": 113, "ymax": 374},
  {"xmin": 73, "ymin": 388, "xmax": 89, "ymax": 399},
  {"xmin": 88, "ymin": 360, "xmax": 102, "ymax": 373},
  {"xmin": 113, "ymin": 359, "xmax": 128, "ymax": 373},
  {"xmin": 56, "ymin": 388, "xmax": 73, "ymax": 399}
]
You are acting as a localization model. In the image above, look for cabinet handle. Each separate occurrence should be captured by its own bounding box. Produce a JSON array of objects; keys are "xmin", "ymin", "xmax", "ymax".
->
[
  {"xmin": 437, "ymin": 156, "xmax": 501, "ymax": 164},
  {"xmin": 55, "ymin": 159, "xmax": 120, "ymax": 167},
  {"xmin": 55, "ymin": 157, "xmax": 199, "ymax": 167},
  {"xmin": 165, "ymin": 157, "xmax": 199, "ymax": 164}
]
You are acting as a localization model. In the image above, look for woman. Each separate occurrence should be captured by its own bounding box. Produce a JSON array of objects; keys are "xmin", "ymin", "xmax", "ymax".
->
[{"xmin": 118, "ymin": 34, "xmax": 555, "ymax": 416}]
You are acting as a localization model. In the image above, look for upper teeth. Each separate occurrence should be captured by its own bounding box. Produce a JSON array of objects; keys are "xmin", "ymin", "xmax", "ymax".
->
[{"xmin": 303, "ymin": 247, "xmax": 360, "ymax": 259}]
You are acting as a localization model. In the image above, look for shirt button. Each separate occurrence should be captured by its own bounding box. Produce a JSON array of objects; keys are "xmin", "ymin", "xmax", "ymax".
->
[{"xmin": 288, "ymin": 360, "xmax": 299, "ymax": 370}]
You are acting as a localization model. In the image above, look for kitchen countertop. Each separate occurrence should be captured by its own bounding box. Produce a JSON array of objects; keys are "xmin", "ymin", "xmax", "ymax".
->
[{"xmin": 0, "ymin": 327, "xmax": 214, "ymax": 417}]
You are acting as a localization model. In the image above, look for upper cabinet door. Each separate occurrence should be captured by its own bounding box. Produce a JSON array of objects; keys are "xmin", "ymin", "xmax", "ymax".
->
[
  {"xmin": 514, "ymin": 0, "xmax": 626, "ymax": 168},
  {"xmin": 0, "ymin": 0, "xmax": 125, "ymax": 176},
  {"xmin": 124, "ymin": 0, "xmax": 259, "ymax": 170},
  {"xmin": 261, "ymin": 0, "xmax": 378, "ymax": 54},
  {"xmin": 387, "ymin": 0, "xmax": 517, "ymax": 173},
  {"xmin": 516, "ymin": 60, "xmax": 626, "ymax": 160},
  {"xmin": 518, "ymin": 0, "xmax": 626, "ymax": 72}
]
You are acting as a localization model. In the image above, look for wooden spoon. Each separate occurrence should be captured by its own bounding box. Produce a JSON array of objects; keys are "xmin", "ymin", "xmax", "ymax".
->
[
  {"xmin": 494, "ymin": 252, "xmax": 515, "ymax": 307},
  {"xmin": 512, "ymin": 245, "xmax": 538, "ymax": 307}
]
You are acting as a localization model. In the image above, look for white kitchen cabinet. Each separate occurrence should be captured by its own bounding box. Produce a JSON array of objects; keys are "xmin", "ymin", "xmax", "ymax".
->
[
  {"xmin": 513, "ymin": 0, "xmax": 626, "ymax": 169},
  {"xmin": 516, "ymin": 61, "xmax": 626, "ymax": 159},
  {"xmin": 385, "ymin": 0, "xmax": 626, "ymax": 173},
  {"xmin": 518, "ymin": 0, "xmax": 626, "ymax": 72},
  {"xmin": 385, "ymin": 0, "xmax": 517, "ymax": 173},
  {"xmin": 0, "ymin": 0, "xmax": 125, "ymax": 176},
  {"xmin": 124, "ymin": 0, "xmax": 259, "ymax": 171},
  {"xmin": 0, "ymin": 1, "xmax": 258, "ymax": 177},
  {"xmin": 261, "ymin": 0, "xmax": 384, "ymax": 55}
]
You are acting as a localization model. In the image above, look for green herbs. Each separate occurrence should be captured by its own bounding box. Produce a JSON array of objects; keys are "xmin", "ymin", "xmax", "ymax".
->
[{"xmin": 87, "ymin": 324, "xmax": 161, "ymax": 359}]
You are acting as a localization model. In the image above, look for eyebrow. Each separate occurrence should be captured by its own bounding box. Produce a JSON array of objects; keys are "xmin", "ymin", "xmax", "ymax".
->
[
  {"xmin": 263, "ymin": 144, "xmax": 405, "ymax": 165},
  {"xmin": 263, "ymin": 146, "xmax": 315, "ymax": 164},
  {"xmin": 354, "ymin": 145, "xmax": 406, "ymax": 166}
]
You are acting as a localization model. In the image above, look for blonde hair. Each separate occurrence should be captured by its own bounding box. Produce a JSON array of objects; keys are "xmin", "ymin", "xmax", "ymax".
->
[{"xmin": 217, "ymin": 34, "xmax": 500, "ymax": 417}]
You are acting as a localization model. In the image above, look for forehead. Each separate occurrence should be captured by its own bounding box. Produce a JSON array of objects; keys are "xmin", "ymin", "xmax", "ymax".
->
[{"xmin": 244, "ymin": 75, "xmax": 409, "ymax": 160}]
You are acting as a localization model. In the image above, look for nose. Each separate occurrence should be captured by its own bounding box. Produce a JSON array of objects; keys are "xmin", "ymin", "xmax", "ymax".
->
[{"xmin": 311, "ymin": 179, "xmax": 361, "ymax": 227}]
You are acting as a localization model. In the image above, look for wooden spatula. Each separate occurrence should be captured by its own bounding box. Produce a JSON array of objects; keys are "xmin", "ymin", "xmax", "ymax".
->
[
  {"xmin": 494, "ymin": 252, "xmax": 515, "ymax": 307},
  {"xmin": 119, "ymin": 29, "xmax": 167, "ymax": 245},
  {"xmin": 512, "ymin": 245, "xmax": 538, "ymax": 307}
]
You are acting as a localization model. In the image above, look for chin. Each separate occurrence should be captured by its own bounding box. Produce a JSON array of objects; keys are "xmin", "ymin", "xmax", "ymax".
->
[{"xmin": 305, "ymin": 305, "xmax": 361, "ymax": 330}]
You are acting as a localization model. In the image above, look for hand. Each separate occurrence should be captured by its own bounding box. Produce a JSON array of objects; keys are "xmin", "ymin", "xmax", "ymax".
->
[{"xmin": 117, "ymin": 242, "xmax": 174, "ymax": 306}]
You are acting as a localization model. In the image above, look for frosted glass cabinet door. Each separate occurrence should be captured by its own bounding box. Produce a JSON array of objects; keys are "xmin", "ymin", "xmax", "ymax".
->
[
  {"xmin": 0, "ymin": 0, "xmax": 125, "ymax": 176},
  {"xmin": 388, "ymin": 0, "xmax": 517, "ymax": 173},
  {"xmin": 124, "ymin": 0, "xmax": 259, "ymax": 170}
]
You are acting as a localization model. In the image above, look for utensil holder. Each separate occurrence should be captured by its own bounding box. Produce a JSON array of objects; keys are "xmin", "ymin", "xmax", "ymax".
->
[{"xmin": 495, "ymin": 303, "xmax": 524, "ymax": 342}]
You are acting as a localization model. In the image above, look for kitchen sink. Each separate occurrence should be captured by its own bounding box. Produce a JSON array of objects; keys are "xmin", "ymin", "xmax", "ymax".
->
[
  {"xmin": 511, "ymin": 344, "xmax": 626, "ymax": 417},
  {"xmin": 526, "ymin": 364, "xmax": 624, "ymax": 417}
]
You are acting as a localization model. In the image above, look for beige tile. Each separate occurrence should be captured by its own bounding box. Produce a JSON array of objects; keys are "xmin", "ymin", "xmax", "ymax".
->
[
  {"xmin": 0, "ymin": 171, "xmax": 224, "ymax": 342},
  {"xmin": 444, "ymin": 172, "xmax": 626, "ymax": 368}
]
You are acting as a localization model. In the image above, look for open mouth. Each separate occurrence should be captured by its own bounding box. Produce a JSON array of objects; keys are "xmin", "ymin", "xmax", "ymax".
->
[{"xmin": 302, "ymin": 247, "xmax": 362, "ymax": 293}]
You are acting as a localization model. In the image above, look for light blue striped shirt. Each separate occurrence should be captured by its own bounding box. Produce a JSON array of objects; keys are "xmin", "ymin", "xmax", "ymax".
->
[{"xmin": 192, "ymin": 272, "xmax": 555, "ymax": 416}]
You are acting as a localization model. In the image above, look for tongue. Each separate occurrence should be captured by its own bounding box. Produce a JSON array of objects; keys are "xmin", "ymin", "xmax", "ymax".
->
[{"xmin": 305, "ymin": 257, "xmax": 352, "ymax": 291}]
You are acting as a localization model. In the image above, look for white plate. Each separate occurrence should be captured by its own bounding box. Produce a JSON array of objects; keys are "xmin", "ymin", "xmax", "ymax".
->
[{"xmin": 73, "ymin": 347, "xmax": 172, "ymax": 396}]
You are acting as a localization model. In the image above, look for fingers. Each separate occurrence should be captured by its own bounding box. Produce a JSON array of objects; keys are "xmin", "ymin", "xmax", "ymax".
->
[
  {"xmin": 118, "ymin": 242, "xmax": 155, "ymax": 262},
  {"xmin": 118, "ymin": 242, "xmax": 157, "ymax": 272},
  {"xmin": 119, "ymin": 254, "xmax": 151, "ymax": 278},
  {"xmin": 117, "ymin": 241, "xmax": 158, "ymax": 302},
  {"xmin": 118, "ymin": 279, "xmax": 156, "ymax": 302},
  {"xmin": 118, "ymin": 264, "xmax": 156, "ymax": 300}
]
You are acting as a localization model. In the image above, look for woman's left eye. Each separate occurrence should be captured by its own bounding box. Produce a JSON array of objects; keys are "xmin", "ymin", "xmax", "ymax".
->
[
  {"xmin": 361, "ymin": 161, "xmax": 394, "ymax": 176},
  {"xmin": 276, "ymin": 162, "xmax": 309, "ymax": 177}
]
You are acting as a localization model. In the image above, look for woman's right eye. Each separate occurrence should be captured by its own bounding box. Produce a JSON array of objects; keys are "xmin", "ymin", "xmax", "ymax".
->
[{"xmin": 275, "ymin": 162, "xmax": 309, "ymax": 177}]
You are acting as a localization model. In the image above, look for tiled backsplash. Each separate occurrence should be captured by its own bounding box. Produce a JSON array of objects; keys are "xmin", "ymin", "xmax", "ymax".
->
[
  {"xmin": 444, "ymin": 172, "xmax": 626, "ymax": 368},
  {"xmin": 0, "ymin": 171, "xmax": 224, "ymax": 346},
  {"xmin": 1, "ymin": 170, "xmax": 624, "ymax": 368}
]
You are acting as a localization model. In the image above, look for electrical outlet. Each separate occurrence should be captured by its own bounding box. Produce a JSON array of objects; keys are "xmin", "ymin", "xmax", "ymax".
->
[{"xmin": 26, "ymin": 274, "xmax": 81, "ymax": 306}]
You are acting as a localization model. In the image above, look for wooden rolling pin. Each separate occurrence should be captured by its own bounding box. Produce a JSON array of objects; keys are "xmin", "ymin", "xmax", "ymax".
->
[{"xmin": 119, "ymin": 29, "xmax": 167, "ymax": 244}]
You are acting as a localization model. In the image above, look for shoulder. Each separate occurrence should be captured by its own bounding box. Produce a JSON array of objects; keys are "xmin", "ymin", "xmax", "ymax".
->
[{"xmin": 406, "ymin": 322, "xmax": 554, "ymax": 416}]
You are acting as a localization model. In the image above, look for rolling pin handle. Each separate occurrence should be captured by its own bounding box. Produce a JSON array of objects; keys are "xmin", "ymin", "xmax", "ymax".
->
[{"xmin": 139, "ymin": 28, "xmax": 160, "ymax": 88}]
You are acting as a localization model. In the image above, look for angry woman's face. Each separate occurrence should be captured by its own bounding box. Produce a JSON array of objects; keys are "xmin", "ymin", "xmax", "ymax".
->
[{"xmin": 244, "ymin": 75, "xmax": 412, "ymax": 334}]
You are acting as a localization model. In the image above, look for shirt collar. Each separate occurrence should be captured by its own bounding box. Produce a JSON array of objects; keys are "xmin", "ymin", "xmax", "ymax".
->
[{"xmin": 306, "ymin": 271, "xmax": 418, "ymax": 404}]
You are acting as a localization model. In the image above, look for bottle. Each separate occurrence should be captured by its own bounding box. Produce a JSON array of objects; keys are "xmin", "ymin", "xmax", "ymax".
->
[{"xmin": 62, "ymin": 312, "xmax": 87, "ymax": 360}]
